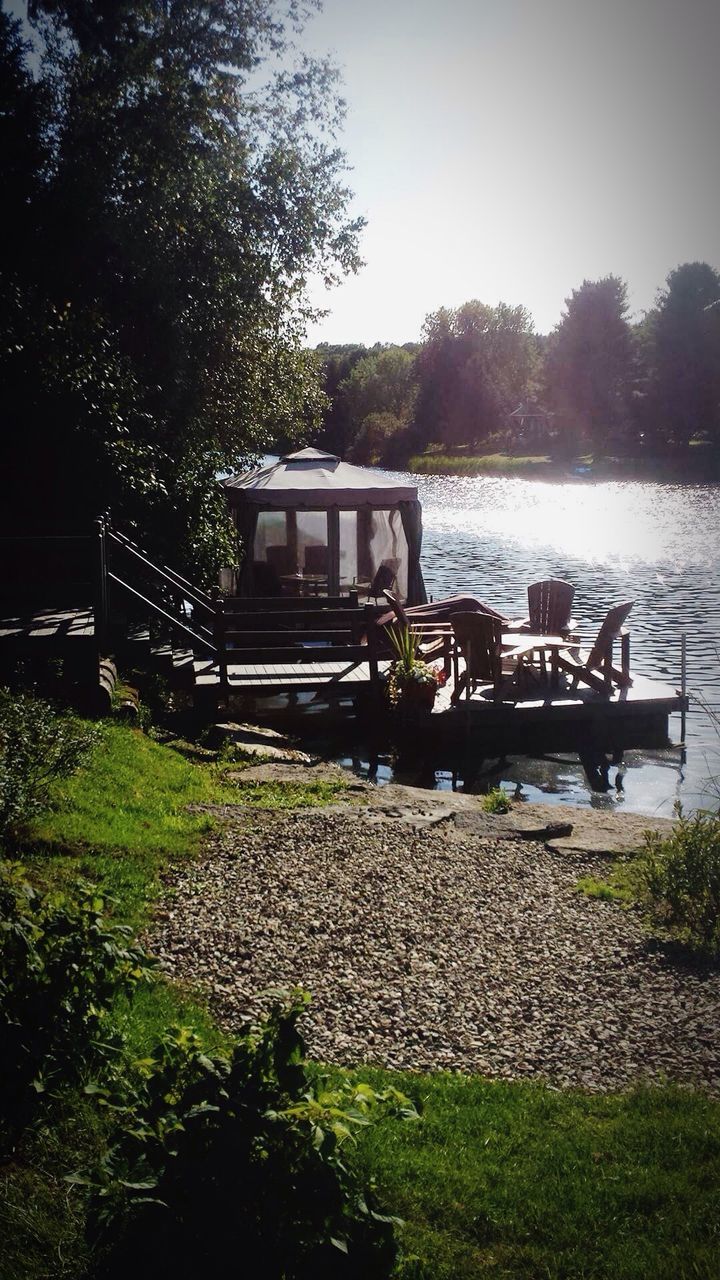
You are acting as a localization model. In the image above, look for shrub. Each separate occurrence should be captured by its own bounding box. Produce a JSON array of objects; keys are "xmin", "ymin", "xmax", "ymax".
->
[
  {"xmin": 0, "ymin": 688, "xmax": 98, "ymax": 838},
  {"xmin": 85, "ymin": 993, "xmax": 416, "ymax": 1279},
  {"xmin": 639, "ymin": 812, "xmax": 720, "ymax": 959},
  {"xmin": 0, "ymin": 863, "xmax": 152, "ymax": 1147}
]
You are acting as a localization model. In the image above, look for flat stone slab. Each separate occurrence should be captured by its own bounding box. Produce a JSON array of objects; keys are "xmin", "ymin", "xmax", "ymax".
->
[{"xmin": 214, "ymin": 763, "xmax": 675, "ymax": 858}]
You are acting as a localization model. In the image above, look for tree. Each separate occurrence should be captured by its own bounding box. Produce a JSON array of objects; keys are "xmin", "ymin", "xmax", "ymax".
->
[
  {"xmin": 0, "ymin": 1, "xmax": 363, "ymax": 579},
  {"xmin": 645, "ymin": 262, "xmax": 720, "ymax": 448},
  {"xmin": 545, "ymin": 277, "xmax": 633, "ymax": 451},
  {"xmin": 339, "ymin": 346, "xmax": 416, "ymax": 461},
  {"xmin": 413, "ymin": 301, "xmax": 538, "ymax": 450},
  {"xmin": 312, "ymin": 343, "xmax": 370, "ymax": 457}
]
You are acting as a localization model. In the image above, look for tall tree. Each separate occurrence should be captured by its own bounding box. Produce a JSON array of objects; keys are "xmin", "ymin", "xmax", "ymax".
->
[
  {"xmin": 0, "ymin": 1, "xmax": 363, "ymax": 578},
  {"xmin": 646, "ymin": 262, "xmax": 720, "ymax": 448},
  {"xmin": 545, "ymin": 277, "xmax": 633, "ymax": 451},
  {"xmin": 413, "ymin": 301, "xmax": 537, "ymax": 450},
  {"xmin": 338, "ymin": 345, "xmax": 416, "ymax": 462}
]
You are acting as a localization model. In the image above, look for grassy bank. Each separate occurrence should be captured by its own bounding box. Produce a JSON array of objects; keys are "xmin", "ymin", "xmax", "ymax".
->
[
  {"xmin": 408, "ymin": 451, "xmax": 558, "ymax": 477},
  {"xmin": 407, "ymin": 445, "xmax": 720, "ymax": 482},
  {"xmin": 4, "ymin": 724, "xmax": 720, "ymax": 1279}
]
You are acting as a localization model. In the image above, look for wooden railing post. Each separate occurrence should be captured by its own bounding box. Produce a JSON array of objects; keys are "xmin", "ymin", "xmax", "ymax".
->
[
  {"xmin": 214, "ymin": 595, "xmax": 227, "ymax": 707},
  {"xmin": 365, "ymin": 604, "xmax": 379, "ymax": 701},
  {"xmin": 94, "ymin": 516, "xmax": 108, "ymax": 656}
]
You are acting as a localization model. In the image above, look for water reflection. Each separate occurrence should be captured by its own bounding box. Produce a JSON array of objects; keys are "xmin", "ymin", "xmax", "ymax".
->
[{"xmin": 359, "ymin": 470, "xmax": 720, "ymax": 816}]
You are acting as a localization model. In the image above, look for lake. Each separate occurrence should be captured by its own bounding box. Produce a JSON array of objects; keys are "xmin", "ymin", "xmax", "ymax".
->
[{"xmin": 351, "ymin": 469, "xmax": 720, "ymax": 817}]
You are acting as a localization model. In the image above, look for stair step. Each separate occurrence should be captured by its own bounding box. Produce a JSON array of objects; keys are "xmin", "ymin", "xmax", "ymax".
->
[
  {"xmin": 171, "ymin": 647, "xmax": 195, "ymax": 690},
  {"xmin": 150, "ymin": 641, "xmax": 173, "ymax": 671}
]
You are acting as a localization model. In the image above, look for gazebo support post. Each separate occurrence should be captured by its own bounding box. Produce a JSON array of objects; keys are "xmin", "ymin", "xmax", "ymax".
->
[
  {"xmin": 286, "ymin": 509, "xmax": 298, "ymax": 574},
  {"xmin": 327, "ymin": 506, "xmax": 340, "ymax": 596}
]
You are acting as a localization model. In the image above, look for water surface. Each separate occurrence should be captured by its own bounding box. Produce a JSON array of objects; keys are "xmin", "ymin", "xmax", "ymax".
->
[{"xmin": 359, "ymin": 470, "xmax": 720, "ymax": 817}]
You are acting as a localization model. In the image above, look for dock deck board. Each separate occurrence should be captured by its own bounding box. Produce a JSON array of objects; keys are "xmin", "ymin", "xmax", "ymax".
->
[{"xmin": 0, "ymin": 606, "xmax": 95, "ymax": 646}]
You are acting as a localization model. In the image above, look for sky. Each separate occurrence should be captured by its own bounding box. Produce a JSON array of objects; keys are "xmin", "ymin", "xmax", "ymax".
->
[{"xmin": 299, "ymin": 0, "xmax": 720, "ymax": 344}]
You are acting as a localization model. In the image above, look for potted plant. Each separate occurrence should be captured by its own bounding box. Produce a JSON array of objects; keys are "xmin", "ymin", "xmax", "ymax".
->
[{"xmin": 384, "ymin": 624, "xmax": 446, "ymax": 713}]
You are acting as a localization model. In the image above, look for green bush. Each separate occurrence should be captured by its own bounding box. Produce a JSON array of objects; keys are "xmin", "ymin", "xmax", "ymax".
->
[
  {"xmin": 0, "ymin": 863, "xmax": 152, "ymax": 1147},
  {"xmin": 639, "ymin": 812, "xmax": 720, "ymax": 958},
  {"xmin": 0, "ymin": 687, "xmax": 98, "ymax": 838},
  {"xmin": 85, "ymin": 993, "xmax": 416, "ymax": 1280}
]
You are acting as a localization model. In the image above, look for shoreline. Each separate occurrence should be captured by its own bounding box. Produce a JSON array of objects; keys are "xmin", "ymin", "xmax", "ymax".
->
[{"xmin": 405, "ymin": 449, "xmax": 720, "ymax": 483}]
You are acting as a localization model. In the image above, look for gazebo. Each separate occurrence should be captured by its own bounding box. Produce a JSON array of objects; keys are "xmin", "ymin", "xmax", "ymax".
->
[
  {"xmin": 507, "ymin": 401, "xmax": 555, "ymax": 446},
  {"xmin": 223, "ymin": 448, "xmax": 427, "ymax": 604}
]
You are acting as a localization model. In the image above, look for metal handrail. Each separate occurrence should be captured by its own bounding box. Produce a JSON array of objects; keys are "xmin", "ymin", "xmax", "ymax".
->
[
  {"xmin": 107, "ymin": 572, "xmax": 216, "ymax": 654},
  {"xmin": 107, "ymin": 528, "xmax": 213, "ymax": 606}
]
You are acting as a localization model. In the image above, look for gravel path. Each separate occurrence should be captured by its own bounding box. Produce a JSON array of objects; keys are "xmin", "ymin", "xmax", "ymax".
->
[{"xmin": 151, "ymin": 804, "xmax": 720, "ymax": 1092}]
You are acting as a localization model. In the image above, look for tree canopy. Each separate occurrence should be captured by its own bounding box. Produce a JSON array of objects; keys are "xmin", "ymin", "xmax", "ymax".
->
[
  {"xmin": 544, "ymin": 277, "xmax": 634, "ymax": 447},
  {"xmin": 413, "ymin": 301, "xmax": 538, "ymax": 450},
  {"xmin": 644, "ymin": 262, "xmax": 720, "ymax": 448},
  {"xmin": 0, "ymin": 0, "xmax": 363, "ymax": 578}
]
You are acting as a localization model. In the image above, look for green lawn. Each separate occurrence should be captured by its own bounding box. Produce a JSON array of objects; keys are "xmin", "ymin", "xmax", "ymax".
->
[
  {"xmin": 4, "ymin": 723, "xmax": 720, "ymax": 1279},
  {"xmin": 354, "ymin": 1070, "xmax": 720, "ymax": 1279}
]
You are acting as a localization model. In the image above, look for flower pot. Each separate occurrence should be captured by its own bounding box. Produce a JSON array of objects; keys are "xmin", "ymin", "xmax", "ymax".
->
[{"xmin": 398, "ymin": 678, "xmax": 437, "ymax": 713}]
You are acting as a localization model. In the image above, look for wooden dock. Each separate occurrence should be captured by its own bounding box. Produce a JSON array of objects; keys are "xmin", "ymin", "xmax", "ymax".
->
[
  {"xmin": 425, "ymin": 667, "xmax": 685, "ymax": 753},
  {"xmin": 0, "ymin": 526, "xmax": 687, "ymax": 756},
  {"xmin": 0, "ymin": 605, "xmax": 96, "ymax": 648},
  {"xmin": 193, "ymin": 655, "xmax": 392, "ymax": 699}
]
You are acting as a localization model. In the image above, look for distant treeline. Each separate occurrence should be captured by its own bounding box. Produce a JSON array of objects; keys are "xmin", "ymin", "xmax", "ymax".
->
[{"xmin": 306, "ymin": 265, "xmax": 720, "ymax": 467}]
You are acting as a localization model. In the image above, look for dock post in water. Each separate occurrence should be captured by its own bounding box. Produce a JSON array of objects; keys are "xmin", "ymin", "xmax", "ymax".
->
[{"xmin": 680, "ymin": 631, "xmax": 687, "ymax": 751}]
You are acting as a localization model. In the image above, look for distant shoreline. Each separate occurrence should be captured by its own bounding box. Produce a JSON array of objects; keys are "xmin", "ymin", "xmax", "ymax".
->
[{"xmin": 405, "ymin": 448, "xmax": 720, "ymax": 483}]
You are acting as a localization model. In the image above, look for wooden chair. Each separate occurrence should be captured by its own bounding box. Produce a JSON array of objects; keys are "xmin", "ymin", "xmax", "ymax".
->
[
  {"xmin": 304, "ymin": 544, "xmax": 329, "ymax": 575},
  {"xmin": 368, "ymin": 559, "xmax": 400, "ymax": 601},
  {"xmin": 527, "ymin": 579, "xmax": 575, "ymax": 636},
  {"xmin": 450, "ymin": 611, "xmax": 537, "ymax": 704},
  {"xmin": 554, "ymin": 601, "xmax": 634, "ymax": 693},
  {"xmin": 382, "ymin": 589, "xmax": 452, "ymax": 672},
  {"xmin": 266, "ymin": 545, "xmax": 294, "ymax": 575},
  {"xmin": 355, "ymin": 559, "xmax": 400, "ymax": 601},
  {"xmin": 251, "ymin": 560, "xmax": 283, "ymax": 597}
]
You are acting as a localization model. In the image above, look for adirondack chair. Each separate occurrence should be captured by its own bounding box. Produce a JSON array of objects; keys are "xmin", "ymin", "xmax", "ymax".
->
[
  {"xmin": 527, "ymin": 579, "xmax": 575, "ymax": 635},
  {"xmin": 382, "ymin": 589, "xmax": 451, "ymax": 670},
  {"xmin": 450, "ymin": 611, "xmax": 538, "ymax": 704},
  {"xmin": 554, "ymin": 601, "xmax": 634, "ymax": 693}
]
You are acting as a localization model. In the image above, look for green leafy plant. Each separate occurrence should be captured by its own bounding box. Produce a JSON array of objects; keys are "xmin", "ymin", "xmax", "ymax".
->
[
  {"xmin": 0, "ymin": 863, "xmax": 153, "ymax": 1148},
  {"xmin": 637, "ymin": 811, "xmax": 720, "ymax": 958},
  {"xmin": 481, "ymin": 787, "xmax": 511, "ymax": 814},
  {"xmin": 82, "ymin": 992, "xmax": 416, "ymax": 1279},
  {"xmin": 384, "ymin": 625, "xmax": 444, "ymax": 709},
  {"xmin": 0, "ymin": 688, "xmax": 98, "ymax": 838}
]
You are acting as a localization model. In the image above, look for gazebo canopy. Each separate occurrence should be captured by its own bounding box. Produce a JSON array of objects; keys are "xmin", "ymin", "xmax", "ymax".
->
[
  {"xmin": 223, "ymin": 447, "xmax": 418, "ymax": 508},
  {"xmin": 507, "ymin": 401, "xmax": 554, "ymax": 425},
  {"xmin": 223, "ymin": 449, "xmax": 426, "ymax": 604}
]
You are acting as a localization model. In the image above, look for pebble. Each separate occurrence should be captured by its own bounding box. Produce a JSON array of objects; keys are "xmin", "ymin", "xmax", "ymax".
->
[{"xmin": 149, "ymin": 805, "xmax": 720, "ymax": 1093}]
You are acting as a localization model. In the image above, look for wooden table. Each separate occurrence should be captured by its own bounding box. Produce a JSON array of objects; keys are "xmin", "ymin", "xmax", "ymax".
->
[
  {"xmin": 280, "ymin": 573, "xmax": 328, "ymax": 597},
  {"xmin": 502, "ymin": 633, "xmax": 573, "ymax": 686}
]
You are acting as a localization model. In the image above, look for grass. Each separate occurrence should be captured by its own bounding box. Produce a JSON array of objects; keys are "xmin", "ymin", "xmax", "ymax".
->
[
  {"xmin": 352, "ymin": 1069, "xmax": 720, "ymax": 1279},
  {"xmin": 4, "ymin": 721, "xmax": 720, "ymax": 1279},
  {"xmin": 21, "ymin": 722, "xmax": 347, "ymax": 925},
  {"xmin": 576, "ymin": 868, "xmax": 636, "ymax": 903},
  {"xmin": 228, "ymin": 778, "xmax": 347, "ymax": 809},
  {"xmin": 408, "ymin": 451, "xmax": 556, "ymax": 476}
]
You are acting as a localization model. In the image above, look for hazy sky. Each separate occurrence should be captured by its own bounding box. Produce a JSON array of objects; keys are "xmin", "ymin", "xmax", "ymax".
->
[{"xmin": 300, "ymin": 0, "xmax": 720, "ymax": 344}]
